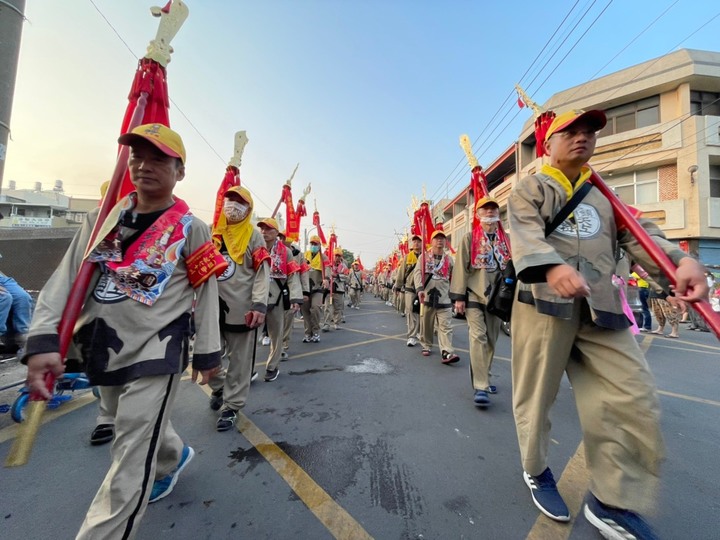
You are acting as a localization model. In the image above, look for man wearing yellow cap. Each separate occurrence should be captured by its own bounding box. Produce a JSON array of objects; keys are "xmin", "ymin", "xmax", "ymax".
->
[
  {"xmin": 413, "ymin": 230, "xmax": 459, "ymax": 364},
  {"xmin": 301, "ymin": 235, "xmax": 329, "ymax": 342},
  {"xmin": 282, "ymin": 236, "xmax": 310, "ymax": 356},
  {"xmin": 508, "ymin": 109, "xmax": 707, "ymax": 537},
  {"xmin": 24, "ymin": 124, "xmax": 225, "ymax": 538},
  {"xmin": 207, "ymin": 186, "xmax": 270, "ymax": 431},
  {"xmin": 347, "ymin": 260, "xmax": 364, "ymax": 309},
  {"xmin": 322, "ymin": 248, "xmax": 349, "ymax": 331},
  {"xmin": 257, "ymin": 218, "xmax": 303, "ymax": 381},
  {"xmin": 450, "ymin": 196, "xmax": 509, "ymax": 407},
  {"xmin": 394, "ymin": 234, "xmax": 423, "ymax": 346}
]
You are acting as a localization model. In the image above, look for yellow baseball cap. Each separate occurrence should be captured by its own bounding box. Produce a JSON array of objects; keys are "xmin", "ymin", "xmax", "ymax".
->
[
  {"xmin": 224, "ymin": 186, "xmax": 253, "ymax": 206},
  {"xmin": 257, "ymin": 217, "xmax": 280, "ymax": 231},
  {"xmin": 430, "ymin": 230, "xmax": 447, "ymax": 240},
  {"xmin": 118, "ymin": 123, "xmax": 186, "ymax": 164},
  {"xmin": 334, "ymin": 248, "xmax": 344, "ymax": 256},
  {"xmin": 475, "ymin": 196, "xmax": 499, "ymax": 210},
  {"xmin": 309, "ymin": 235, "xmax": 322, "ymax": 244},
  {"xmin": 544, "ymin": 109, "xmax": 606, "ymax": 142}
]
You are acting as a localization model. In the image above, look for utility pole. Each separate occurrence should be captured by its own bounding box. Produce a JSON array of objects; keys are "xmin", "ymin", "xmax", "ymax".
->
[{"xmin": 0, "ymin": 0, "xmax": 27, "ymax": 194}]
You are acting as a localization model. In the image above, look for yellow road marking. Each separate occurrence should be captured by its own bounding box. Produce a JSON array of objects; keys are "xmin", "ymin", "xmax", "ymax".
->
[
  {"xmin": 290, "ymin": 333, "xmax": 405, "ymax": 360},
  {"xmin": 0, "ymin": 392, "xmax": 96, "ymax": 444},
  {"xmin": 526, "ymin": 444, "xmax": 590, "ymax": 540},
  {"xmin": 197, "ymin": 384, "xmax": 373, "ymax": 540},
  {"xmin": 658, "ymin": 390, "xmax": 720, "ymax": 407}
]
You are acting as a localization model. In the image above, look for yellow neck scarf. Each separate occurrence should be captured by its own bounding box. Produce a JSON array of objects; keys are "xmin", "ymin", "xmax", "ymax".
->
[
  {"xmin": 307, "ymin": 251, "xmax": 324, "ymax": 271},
  {"xmin": 405, "ymin": 251, "xmax": 418, "ymax": 265},
  {"xmin": 213, "ymin": 212, "xmax": 253, "ymax": 265},
  {"xmin": 541, "ymin": 163, "xmax": 592, "ymax": 201}
]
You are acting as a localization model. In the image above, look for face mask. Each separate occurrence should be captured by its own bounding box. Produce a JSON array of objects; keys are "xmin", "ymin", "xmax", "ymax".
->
[
  {"xmin": 223, "ymin": 200, "xmax": 249, "ymax": 222},
  {"xmin": 309, "ymin": 245, "xmax": 320, "ymax": 254},
  {"xmin": 480, "ymin": 216, "xmax": 500, "ymax": 224}
]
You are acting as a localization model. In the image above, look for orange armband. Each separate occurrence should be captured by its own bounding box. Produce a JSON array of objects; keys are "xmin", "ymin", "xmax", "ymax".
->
[{"xmin": 187, "ymin": 241, "xmax": 228, "ymax": 288}]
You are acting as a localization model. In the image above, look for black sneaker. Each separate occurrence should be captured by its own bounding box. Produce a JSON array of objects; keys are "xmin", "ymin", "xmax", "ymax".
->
[
  {"xmin": 209, "ymin": 389, "xmax": 223, "ymax": 411},
  {"xmin": 583, "ymin": 493, "xmax": 658, "ymax": 540},
  {"xmin": 264, "ymin": 368, "xmax": 279, "ymax": 382},
  {"xmin": 441, "ymin": 350, "xmax": 460, "ymax": 365},
  {"xmin": 90, "ymin": 424, "xmax": 114, "ymax": 445},
  {"xmin": 216, "ymin": 408, "xmax": 237, "ymax": 432},
  {"xmin": 523, "ymin": 468, "xmax": 570, "ymax": 522}
]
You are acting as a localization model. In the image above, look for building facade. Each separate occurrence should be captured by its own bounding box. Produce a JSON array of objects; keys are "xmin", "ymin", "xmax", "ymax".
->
[{"xmin": 441, "ymin": 48, "xmax": 720, "ymax": 266}]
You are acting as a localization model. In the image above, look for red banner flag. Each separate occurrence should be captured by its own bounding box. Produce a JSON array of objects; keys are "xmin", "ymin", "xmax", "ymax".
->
[
  {"xmin": 213, "ymin": 166, "xmax": 240, "ymax": 229},
  {"xmin": 282, "ymin": 184, "xmax": 301, "ymax": 242},
  {"xmin": 117, "ymin": 58, "xmax": 171, "ymax": 199},
  {"xmin": 313, "ymin": 210, "xmax": 327, "ymax": 246},
  {"xmin": 413, "ymin": 202, "xmax": 435, "ymax": 248}
]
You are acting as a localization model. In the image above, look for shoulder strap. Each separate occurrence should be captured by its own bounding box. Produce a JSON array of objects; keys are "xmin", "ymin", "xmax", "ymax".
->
[{"xmin": 545, "ymin": 181, "xmax": 593, "ymax": 237}]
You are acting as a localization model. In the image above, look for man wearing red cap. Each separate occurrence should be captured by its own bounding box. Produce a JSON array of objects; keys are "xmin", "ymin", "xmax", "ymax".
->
[
  {"xmin": 450, "ymin": 196, "xmax": 510, "ymax": 407},
  {"xmin": 394, "ymin": 234, "xmax": 423, "ymax": 346},
  {"xmin": 23, "ymin": 124, "xmax": 225, "ymax": 538},
  {"xmin": 508, "ymin": 109, "xmax": 707, "ymax": 538},
  {"xmin": 257, "ymin": 218, "xmax": 302, "ymax": 381},
  {"xmin": 413, "ymin": 230, "xmax": 459, "ymax": 364}
]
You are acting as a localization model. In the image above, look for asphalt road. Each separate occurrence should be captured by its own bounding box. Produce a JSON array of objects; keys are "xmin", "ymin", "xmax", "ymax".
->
[{"xmin": 1, "ymin": 298, "xmax": 718, "ymax": 539}]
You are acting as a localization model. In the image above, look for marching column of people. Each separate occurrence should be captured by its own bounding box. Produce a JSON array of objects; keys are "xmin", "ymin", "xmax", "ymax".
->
[{"xmin": 19, "ymin": 117, "xmax": 712, "ymax": 540}]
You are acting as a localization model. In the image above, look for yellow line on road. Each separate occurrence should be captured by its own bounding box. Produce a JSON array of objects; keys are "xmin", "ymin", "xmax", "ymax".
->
[
  {"xmin": 658, "ymin": 389, "xmax": 720, "ymax": 407},
  {"xmin": 197, "ymin": 384, "xmax": 373, "ymax": 540},
  {"xmin": 290, "ymin": 333, "xmax": 405, "ymax": 360},
  {"xmin": 0, "ymin": 392, "xmax": 96, "ymax": 444},
  {"xmin": 526, "ymin": 444, "xmax": 590, "ymax": 540}
]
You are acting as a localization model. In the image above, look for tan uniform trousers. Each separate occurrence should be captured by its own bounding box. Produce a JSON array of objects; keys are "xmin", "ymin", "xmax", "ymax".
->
[
  {"xmin": 419, "ymin": 306, "xmax": 454, "ymax": 353},
  {"xmin": 301, "ymin": 291, "xmax": 323, "ymax": 338},
  {"xmin": 282, "ymin": 307, "xmax": 295, "ymax": 350},
  {"xmin": 511, "ymin": 298, "xmax": 663, "ymax": 514},
  {"xmin": 404, "ymin": 291, "xmax": 420, "ymax": 339},
  {"xmin": 209, "ymin": 329, "xmax": 256, "ymax": 412},
  {"xmin": 466, "ymin": 306, "xmax": 501, "ymax": 390},
  {"xmin": 323, "ymin": 292, "xmax": 345, "ymax": 326},
  {"xmin": 348, "ymin": 287, "xmax": 361, "ymax": 307},
  {"xmin": 264, "ymin": 306, "xmax": 284, "ymax": 373},
  {"xmin": 396, "ymin": 290, "xmax": 405, "ymax": 313},
  {"xmin": 78, "ymin": 374, "xmax": 182, "ymax": 540}
]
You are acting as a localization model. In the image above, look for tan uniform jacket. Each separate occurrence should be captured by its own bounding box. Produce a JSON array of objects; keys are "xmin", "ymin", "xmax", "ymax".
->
[
  {"xmin": 25, "ymin": 207, "xmax": 222, "ymax": 385},
  {"xmin": 217, "ymin": 229, "xmax": 270, "ymax": 330},
  {"xmin": 449, "ymin": 231, "xmax": 499, "ymax": 307},
  {"xmin": 267, "ymin": 240, "xmax": 304, "ymax": 310},
  {"xmin": 394, "ymin": 253, "xmax": 420, "ymax": 293},
  {"xmin": 413, "ymin": 251, "xmax": 454, "ymax": 309},
  {"xmin": 509, "ymin": 170, "xmax": 687, "ymax": 327}
]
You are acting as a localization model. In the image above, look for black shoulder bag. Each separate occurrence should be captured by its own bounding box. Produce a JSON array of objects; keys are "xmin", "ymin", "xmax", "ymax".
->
[{"xmin": 486, "ymin": 181, "xmax": 594, "ymax": 322}]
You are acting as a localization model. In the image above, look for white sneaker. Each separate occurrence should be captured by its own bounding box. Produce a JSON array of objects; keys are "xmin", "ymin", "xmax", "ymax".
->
[
  {"xmin": 406, "ymin": 338, "xmax": 418, "ymax": 347},
  {"xmin": 261, "ymin": 336, "xmax": 271, "ymax": 346}
]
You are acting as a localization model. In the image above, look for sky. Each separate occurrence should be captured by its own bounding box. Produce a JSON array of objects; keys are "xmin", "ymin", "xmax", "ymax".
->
[{"xmin": 4, "ymin": 0, "xmax": 720, "ymax": 264}]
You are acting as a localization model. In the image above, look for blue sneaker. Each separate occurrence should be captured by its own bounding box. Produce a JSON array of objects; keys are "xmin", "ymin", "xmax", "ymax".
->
[
  {"xmin": 486, "ymin": 385, "xmax": 497, "ymax": 394},
  {"xmin": 583, "ymin": 493, "xmax": 658, "ymax": 540},
  {"xmin": 473, "ymin": 390, "xmax": 490, "ymax": 407},
  {"xmin": 148, "ymin": 445, "xmax": 195, "ymax": 503},
  {"xmin": 523, "ymin": 468, "xmax": 570, "ymax": 522}
]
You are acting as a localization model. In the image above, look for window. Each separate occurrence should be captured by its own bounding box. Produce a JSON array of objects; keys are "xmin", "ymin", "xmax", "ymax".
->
[
  {"xmin": 690, "ymin": 91, "xmax": 720, "ymax": 117},
  {"xmin": 598, "ymin": 96, "xmax": 660, "ymax": 137},
  {"xmin": 710, "ymin": 165, "xmax": 720, "ymax": 198},
  {"xmin": 605, "ymin": 169, "xmax": 658, "ymax": 205}
]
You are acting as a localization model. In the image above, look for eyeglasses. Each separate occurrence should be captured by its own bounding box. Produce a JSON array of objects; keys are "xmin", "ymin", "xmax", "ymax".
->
[{"xmin": 554, "ymin": 129, "xmax": 598, "ymax": 140}]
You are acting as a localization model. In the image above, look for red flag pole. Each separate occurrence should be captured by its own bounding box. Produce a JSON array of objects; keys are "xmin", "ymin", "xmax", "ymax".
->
[
  {"xmin": 5, "ymin": 93, "xmax": 149, "ymax": 467},
  {"xmin": 589, "ymin": 169, "xmax": 720, "ymax": 337}
]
